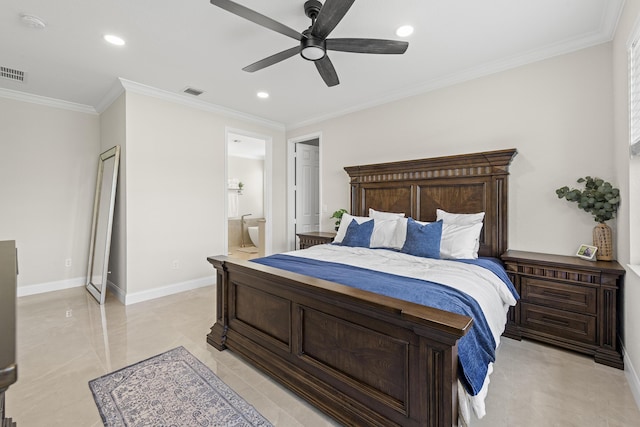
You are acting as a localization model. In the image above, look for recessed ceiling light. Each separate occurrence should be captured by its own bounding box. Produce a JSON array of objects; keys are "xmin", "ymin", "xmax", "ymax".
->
[
  {"xmin": 103, "ymin": 34, "xmax": 125, "ymax": 46},
  {"xmin": 396, "ymin": 25, "xmax": 414, "ymax": 37},
  {"xmin": 257, "ymin": 91, "xmax": 269, "ymax": 99},
  {"xmin": 20, "ymin": 14, "xmax": 46, "ymax": 29}
]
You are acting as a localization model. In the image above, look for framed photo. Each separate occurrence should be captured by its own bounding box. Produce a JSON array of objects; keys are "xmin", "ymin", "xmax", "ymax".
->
[{"xmin": 576, "ymin": 244, "xmax": 598, "ymax": 261}]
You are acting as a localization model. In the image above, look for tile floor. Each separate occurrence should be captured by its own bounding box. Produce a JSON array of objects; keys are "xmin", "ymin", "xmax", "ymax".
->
[
  {"xmin": 5, "ymin": 285, "xmax": 640, "ymax": 426},
  {"xmin": 228, "ymin": 245, "xmax": 260, "ymax": 261}
]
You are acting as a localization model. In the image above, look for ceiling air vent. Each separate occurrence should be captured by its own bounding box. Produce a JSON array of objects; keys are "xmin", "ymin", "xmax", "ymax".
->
[
  {"xmin": 1, "ymin": 66, "xmax": 26, "ymax": 83},
  {"xmin": 183, "ymin": 87, "xmax": 204, "ymax": 96}
]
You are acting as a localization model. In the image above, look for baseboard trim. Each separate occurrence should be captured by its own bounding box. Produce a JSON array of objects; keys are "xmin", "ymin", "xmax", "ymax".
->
[
  {"xmin": 107, "ymin": 280, "xmax": 126, "ymax": 304},
  {"xmin": 123, "ymin": 276, "xmax": 215, "ymax": 305},
  {"xmin": 17, "ymin": 276, "xmax": 215, "ymax": 305},
  {"xmin": 624, "ymin": 344, "xmax": 640, "ymax": 411},
  {"xmin": 17, "ymin": 277, "xmax": 85, "ymax": 297}
]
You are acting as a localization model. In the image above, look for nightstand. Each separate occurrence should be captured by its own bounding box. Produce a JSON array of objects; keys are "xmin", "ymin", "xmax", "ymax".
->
[
  {"xmin": 501, "ymin": 250, "xmax": 625, "ymax": 369},
  {"xmin": 297, "ymin": 231, "xmax": 336, "ymax": 249}
]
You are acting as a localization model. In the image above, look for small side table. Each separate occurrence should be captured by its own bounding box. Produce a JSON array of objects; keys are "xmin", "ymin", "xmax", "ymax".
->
[
  {"xmin": 297, "ymin": 231, "xmax": 336, "ymax": 249},
  {"xmin": 501, "ymin": 249, "xmax": 625, "ymax": 369}
]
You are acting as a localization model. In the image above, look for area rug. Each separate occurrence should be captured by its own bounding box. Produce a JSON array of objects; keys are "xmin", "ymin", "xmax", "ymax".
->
[{"xmin": 89, "ymin": 346, "xmax": 273, "ymax": 427}]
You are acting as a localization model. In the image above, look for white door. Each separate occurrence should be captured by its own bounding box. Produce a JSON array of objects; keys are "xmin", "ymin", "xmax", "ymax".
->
[{"xmin": 295, "ymin": 143, "xmax": 320, "ymax": 235}]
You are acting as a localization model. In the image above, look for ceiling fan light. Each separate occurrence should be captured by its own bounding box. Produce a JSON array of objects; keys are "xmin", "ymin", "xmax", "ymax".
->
[
  {"xmin": 301, "ymin": 46, "xmax": 325, "ymax": 60},
  {"xmin": 300, "ymin": 35, "xmax": 326, "ymax": 61}
]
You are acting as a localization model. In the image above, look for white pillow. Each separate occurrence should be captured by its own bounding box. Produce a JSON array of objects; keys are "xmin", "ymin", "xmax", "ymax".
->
[
  {"xmin": 390, "ymin": 218, "xmax": 408, "ymax": 249},
  {"xmin": 369, "ymin": 208, "xmax": 405, "ymax": 219},
  {"xmin": 335, "ymin": 215, "xmax": 402, "ymax": 249},
  {"xmin": 436, "ymin": 209, "xmax": 485, "ymax": 225},
  {"xmin": 333, "ymin": 213, "xmax": 371, "ymax": 244},
  {"xmin": 370, "ymin": 219, "xmax": 400, "ymax": 248},
  {"xmin": 439, "ymin": 222, "xmax": 483, "ymax": 259}
]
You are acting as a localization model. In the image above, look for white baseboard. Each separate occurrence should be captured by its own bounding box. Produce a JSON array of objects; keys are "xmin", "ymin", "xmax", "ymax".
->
[
  {"xmin": 17, "ymin": 276, "xmax": 215, "ymax": 306},
  {"xmin": 624, "ymin": 344, "xmax": 640, "ymax": 410},
  {"xmin": 17, "ymin": 277, "xmax": 85, "ymax": 297},
  {"xmin": 123, "ymin": 276, "xmax": 215, "ymax": 305},
  {"xmin": 107, "ymin": 280, "xmax": 126, "ymax": 304}
]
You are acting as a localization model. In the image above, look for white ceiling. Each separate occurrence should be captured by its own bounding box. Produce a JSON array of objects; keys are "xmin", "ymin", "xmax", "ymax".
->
[
  {"xmin": 0, "ymin": 0, "xmax": 624, "ymax": 128},
  {"xmin": 227, "ymin": 132, "xmax": 265, "ymax": 159}
]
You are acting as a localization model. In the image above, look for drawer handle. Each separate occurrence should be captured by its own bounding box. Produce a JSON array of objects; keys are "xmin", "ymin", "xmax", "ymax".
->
[{"xmin": 541, "ymin": 316, "xmax": 570, "ymax": 327}]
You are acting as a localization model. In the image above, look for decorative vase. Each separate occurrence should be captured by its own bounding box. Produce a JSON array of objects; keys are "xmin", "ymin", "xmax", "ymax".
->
[{"xmin": 593, "ymin": 223, "xmax": 613, "ymax": 261}]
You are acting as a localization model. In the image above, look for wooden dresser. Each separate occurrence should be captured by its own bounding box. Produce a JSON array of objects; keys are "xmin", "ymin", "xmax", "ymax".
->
[
  {"xmin": 501, "ymin": 250, "xmax": 625, "ymax": 369},
  {"xmin": 0, "ymin": 241, "xmax": 17, "ymax": 427},
  {"xmin": 297, "ymin": 231, "xmax": 336, "ymax": 249}
]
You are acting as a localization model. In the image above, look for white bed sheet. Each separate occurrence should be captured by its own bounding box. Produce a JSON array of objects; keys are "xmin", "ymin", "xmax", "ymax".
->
[{"xmin": 285, "ymin": 244, "xmax": 517, "ymax": 426}]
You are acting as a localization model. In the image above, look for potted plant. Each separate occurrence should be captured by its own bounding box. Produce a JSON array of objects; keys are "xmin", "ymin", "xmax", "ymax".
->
[
  {"xmin": 555, "ymin": 176, "xmax": 620, "ymax": 261},
  {"xmin": 331, "ymin": 208, "xmax": 348, "ymax": 231}
]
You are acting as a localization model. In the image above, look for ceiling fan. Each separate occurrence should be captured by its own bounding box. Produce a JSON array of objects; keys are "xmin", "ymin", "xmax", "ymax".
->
[{"xmin": 210, "ymin": 0, "xmax": 409, "ymax": 87}]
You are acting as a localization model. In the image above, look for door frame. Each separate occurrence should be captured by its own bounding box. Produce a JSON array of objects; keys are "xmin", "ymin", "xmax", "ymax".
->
[
  {"xmin": 287, "ymin": 132, "xmax": 322, "ymax": 251},
  {"xmin": 225, "ymin": 127, "xmax": 273, "ymax": 256}
]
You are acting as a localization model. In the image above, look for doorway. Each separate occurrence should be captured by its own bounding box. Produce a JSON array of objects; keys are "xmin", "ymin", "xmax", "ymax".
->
[
  {"xmin": 226, "ymin": 129, "xmax": 271, "ymax": 260},
  {"xmin": 287, "ymin": 134, "xmax": 321, "ymax": 250}
]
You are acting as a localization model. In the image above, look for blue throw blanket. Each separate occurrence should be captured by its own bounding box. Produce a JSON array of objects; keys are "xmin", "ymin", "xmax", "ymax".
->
[{"xmin": 252, "ymin": 254, "xmax": 513, "ymax": 395}]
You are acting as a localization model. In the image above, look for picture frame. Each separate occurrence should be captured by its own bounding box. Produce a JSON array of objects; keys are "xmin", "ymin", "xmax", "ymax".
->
[{"xmin": 576, "ymin": 244, "xmax": 598, "ymax": 261}]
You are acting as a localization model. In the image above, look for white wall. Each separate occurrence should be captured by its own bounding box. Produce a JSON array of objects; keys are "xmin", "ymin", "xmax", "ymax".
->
[
  {"xmin": 122, "ymin": 91, "xmax": 286, "ymax": 298},
  {"xmin": 0, "ymin": 97, "xmax": 100, "ymax": 292},
  {"xmin": 612, "ymin": 0, "xmax": 640, "ymax": 404},
  {"xmin": 0, "ymin": 87, "xmax": 287, "ymax": 301},
  {"xmin": 100, "ymin": 93, "xmax": 127, "ymax": 295},
  {"xmin": 288, "ymin": 39, "xmax": 640, "ymax": 405},
  {"xmin": 288, "ymin": 44, "xmax": 614, "ymax": 256},
  {"xmin": 228, "ymin": 156, "xmax": 264, "ymax": 219}
]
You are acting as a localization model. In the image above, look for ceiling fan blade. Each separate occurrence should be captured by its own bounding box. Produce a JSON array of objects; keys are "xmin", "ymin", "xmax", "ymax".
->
[
  {"xmin": 315, "ymin": 56, "xmax": 339, "ymax": 87},
  {"xmin": 242, "ymin": 46, "xmax": 300, "ymax": 72},
  {"xmin": 326, "ymin": 38, "xmax": 409, "ymax": 54},
  {"xmin": 311, "ymin": 0, "xmax": 355, "ymax": 39},
  {"xmin": 210, "ymin": 0, "xmax": 303, "ymax": 41}
]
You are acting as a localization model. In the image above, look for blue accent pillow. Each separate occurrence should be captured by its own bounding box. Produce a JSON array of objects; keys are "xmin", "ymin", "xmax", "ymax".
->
[
  {"xmin": 401, "ymin": 218, "xmax": 443, "ymax": 258},
  {"xmin": 340, "ymin": 219, "xmax": 374, "ymax": 248}
]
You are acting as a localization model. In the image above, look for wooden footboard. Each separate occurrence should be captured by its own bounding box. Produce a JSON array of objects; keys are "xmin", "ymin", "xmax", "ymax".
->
[{"xmin": 207, "ymin": 256, "xmax": 472, "ymax": 427}]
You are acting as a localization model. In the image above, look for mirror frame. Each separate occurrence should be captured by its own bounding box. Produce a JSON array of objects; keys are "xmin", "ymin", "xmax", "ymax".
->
[{"xmin": 86, "ymin": 145, "xmax": 121, "ymax": 304}]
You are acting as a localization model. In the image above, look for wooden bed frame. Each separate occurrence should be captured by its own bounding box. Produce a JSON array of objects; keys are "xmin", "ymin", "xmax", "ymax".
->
[{"xmin": 207, "ymin": 148, "xmax": 517, "ymax": 426}]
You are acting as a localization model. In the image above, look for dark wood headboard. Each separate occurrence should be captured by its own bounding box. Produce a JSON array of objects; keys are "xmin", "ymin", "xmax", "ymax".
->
[{"xmin": 344, "ymin": 149, "xmax": 517, "ymax": 258}]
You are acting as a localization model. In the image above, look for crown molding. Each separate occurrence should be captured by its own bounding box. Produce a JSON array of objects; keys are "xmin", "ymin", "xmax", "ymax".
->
[
  {"xmin": 117, "ymin": 78, "xmax": 285, "ymax": 131},
  {"xmin": 286, "ymin": 1, "xmax": 625, "ymax": 130},
  {"xmin": 0, "ymin": 87, "xmax": 97, "ymax": 115},
  {"xmin": 288, "ymin": 38, "xmax": 615, "ymax": 130},
  {"xmin": 95, "ymin": 79, "xmax": 126, "ymax": 113}
]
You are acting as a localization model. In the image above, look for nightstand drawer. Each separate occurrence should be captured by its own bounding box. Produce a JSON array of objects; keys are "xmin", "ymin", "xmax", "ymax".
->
[
  {"xmin": 520, "ymin": 303, "xmax": 596, "ymax": 344},
  {"xmin": 521, "ymin": 277, "xmax": 597, "ymax": 315}
]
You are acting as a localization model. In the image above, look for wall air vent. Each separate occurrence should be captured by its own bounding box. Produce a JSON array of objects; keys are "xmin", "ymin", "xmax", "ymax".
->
[
  {"xmin": 0, "ymin": 66, "xmax": 26, "ymax": 83},
  {"xmin": 183, "ymin": 87, "xmax": 204, "ymax": 96}
]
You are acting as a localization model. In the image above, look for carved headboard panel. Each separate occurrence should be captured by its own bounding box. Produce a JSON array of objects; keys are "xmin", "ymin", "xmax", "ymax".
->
[{"xmin": 344, "ymin": 149, "xmax": 517, "ymax": 258}]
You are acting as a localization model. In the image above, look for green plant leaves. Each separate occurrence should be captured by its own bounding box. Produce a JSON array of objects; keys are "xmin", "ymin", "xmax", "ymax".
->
[{"xmin": 555, "ymin": 176, "xmax": 620, "ymax": 223}]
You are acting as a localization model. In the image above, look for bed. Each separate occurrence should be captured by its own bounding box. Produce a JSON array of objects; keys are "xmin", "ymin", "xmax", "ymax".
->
[{"xmin": 207, "ymin": 148, "xmax": 518, "ymax": 426}]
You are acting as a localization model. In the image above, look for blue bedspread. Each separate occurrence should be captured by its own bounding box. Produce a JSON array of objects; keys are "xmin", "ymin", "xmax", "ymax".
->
[{"xmin": 252, "ymin": 254, "xmax": 513, "ymax": 395}]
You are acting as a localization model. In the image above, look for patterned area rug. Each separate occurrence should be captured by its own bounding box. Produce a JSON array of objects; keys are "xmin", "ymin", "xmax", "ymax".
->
[{"xmin": 89, "ymin": 346, "xmax": 273, "ymax": 427}]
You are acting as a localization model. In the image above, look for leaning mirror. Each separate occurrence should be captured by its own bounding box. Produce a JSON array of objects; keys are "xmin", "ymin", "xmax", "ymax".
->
[{"xmin": 86, "ymin": 145, "xmax": 120, "ymax": 304}]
